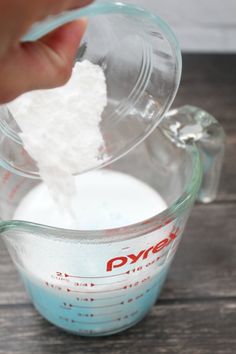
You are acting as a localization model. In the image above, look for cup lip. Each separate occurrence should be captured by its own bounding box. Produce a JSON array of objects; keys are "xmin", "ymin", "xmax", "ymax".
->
[
  {"xmin": 23, "ymin": 0, "xmax": 182, "ymax": 65},
  {"xmin": 1, "ymin": 143, "xmax": 203, "ymax": 243},
  {"xmin": 9, "ymin": 0, "xmax": 182, "ymax": 180}
]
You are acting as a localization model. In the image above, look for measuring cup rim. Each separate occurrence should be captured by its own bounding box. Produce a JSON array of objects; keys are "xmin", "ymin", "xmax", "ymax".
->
[
  {"xmin": 2, "ymin": 0, "xmax": 182, "ymax": 180},
  {"xmin": 23, "ymin": 0, "xmax": 182, "ymax": 55},
  {"xmin": 1, "ymin": 144, "xmax": 202, "ymax": 243}
]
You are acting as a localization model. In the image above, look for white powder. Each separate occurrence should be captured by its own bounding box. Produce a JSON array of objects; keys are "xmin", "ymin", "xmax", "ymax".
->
[{"xmin": 7, "ymin": 60, "xmax": 107, "ymax": 206}]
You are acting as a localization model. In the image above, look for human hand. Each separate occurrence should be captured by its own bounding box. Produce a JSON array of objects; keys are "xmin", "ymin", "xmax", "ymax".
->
[{"xmin": 0, "ymin": 0, "xmax": 93, "ymax": 103}]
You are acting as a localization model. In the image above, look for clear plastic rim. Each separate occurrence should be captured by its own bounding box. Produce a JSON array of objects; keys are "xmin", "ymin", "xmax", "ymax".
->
[
  {"xmin": 0, "ymin": 143, "xmax": 203, "ymax": 243},
  {"xmin": 0, "ymin": 0, "xmax": 182, "ymax": 179}
]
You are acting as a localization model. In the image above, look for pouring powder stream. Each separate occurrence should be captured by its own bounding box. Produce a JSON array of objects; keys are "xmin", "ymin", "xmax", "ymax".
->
[{"xmin": 7, "ymin": 60, "xmax": 107, "ymax": 206}]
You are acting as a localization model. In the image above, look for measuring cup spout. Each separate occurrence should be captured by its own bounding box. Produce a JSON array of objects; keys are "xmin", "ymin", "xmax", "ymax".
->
[
  {"xmin": 161, "ymin": 106, "xmax": 225, "ymax": 203},
  {"xmin": 0, "ymin": 104, "xmax": 225, "ymax": 336}
]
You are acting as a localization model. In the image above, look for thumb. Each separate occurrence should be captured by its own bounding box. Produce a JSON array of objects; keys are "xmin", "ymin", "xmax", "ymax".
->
[
  {"xmin": 32, "ymin": 19, "xmax": 88, "ymax": 88},
  {"xmin": 0, "ymin": 19, "xmax": 87, "ymax": 103}
]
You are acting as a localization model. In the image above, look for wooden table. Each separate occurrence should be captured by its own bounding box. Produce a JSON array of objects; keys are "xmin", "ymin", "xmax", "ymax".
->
[{"xmin": 0, "ymin": 54, "xmax": 236, "ymax": 354}]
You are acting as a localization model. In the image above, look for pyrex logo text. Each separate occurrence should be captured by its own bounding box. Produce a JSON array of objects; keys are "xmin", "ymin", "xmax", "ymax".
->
[{"xmin": 106, "ymin": 230, "xmax": 179, "ymax": 272}]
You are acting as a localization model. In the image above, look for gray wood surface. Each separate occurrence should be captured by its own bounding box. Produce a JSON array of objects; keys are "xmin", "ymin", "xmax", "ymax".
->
[
  {"xmin": 0, "ymin": 54, "xmax": 236, "ymax": 353},
  {"xmin": 0, "ymin": 301, "xmax": 236, "ymax": 354}
]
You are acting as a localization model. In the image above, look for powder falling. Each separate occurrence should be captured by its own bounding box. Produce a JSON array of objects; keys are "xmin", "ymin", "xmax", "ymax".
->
[{"xmin": 7, "ymin": 60, "xmax": 107, "ymax": 206}]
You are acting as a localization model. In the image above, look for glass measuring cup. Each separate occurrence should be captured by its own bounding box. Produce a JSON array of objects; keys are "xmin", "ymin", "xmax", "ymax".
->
[
  {"xmin": 0, "ymin": 0, "xmax": 181, "ymax": 177},
  {"xmin": 0, "ymin": 106, "xmax": 225, "ymax": 336}
]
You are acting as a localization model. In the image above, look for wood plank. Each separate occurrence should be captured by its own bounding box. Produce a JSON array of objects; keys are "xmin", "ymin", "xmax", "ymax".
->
[
  {"xmin": 0, "ymin": 300, "xmax": 235, "ymax": 354},
  {"xmin": 0, "ymin": 203, "xmax": 235, "ymax": 304},
  {"xmin": 163, "ymin": 203, "xmax": 236, "ymax": 299},
  {"xmin": 0, "ymin": 241, "xmax": 29, "ymax": 304},
  {"xmin": 218, "ymin": 141, "xmax": 236, "ymax": 201}
]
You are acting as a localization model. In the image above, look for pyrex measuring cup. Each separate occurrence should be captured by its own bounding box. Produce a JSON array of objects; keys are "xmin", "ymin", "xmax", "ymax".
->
[
  {"xmin": 0, "ymin": 0, "xmax": 181, "ymax": 176},
  {"xmin": 0, "ymin": 106, "xmax": 225, "ymax": 336}
]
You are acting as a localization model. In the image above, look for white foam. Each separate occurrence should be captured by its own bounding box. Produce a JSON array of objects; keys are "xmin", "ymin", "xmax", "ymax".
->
[{"xmin": 14, "ymin": 169, "xmax": 167, "ymax": 230}]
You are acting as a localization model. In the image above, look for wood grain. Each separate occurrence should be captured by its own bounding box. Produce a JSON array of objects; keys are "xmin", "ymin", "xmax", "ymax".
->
[{"xmin": 0, "ymin": 301, "xmax": 235, "ymax": 354}]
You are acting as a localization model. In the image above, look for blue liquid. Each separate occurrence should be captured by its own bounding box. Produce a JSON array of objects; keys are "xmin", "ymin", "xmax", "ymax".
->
[{"xmin": 20, "ymin": 265, "xmax": 170, "ymax": 336}]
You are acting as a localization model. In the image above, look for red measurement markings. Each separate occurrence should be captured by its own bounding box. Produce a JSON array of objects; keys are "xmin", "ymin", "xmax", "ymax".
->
[
  {"xmin": 144, "ymin": 243, "xmax": 179, "ymax": 270},
  {"xmin": 45, "ymin": 281, "xmax": 62, "ymax": 291},
  {"xmin": 8, "ymin": 179, "xmax": 26, "ymax": 201},
  {"xmin": 61, "ymin": 289, "xmax": 148, "ymax": 311},
  {"xmin": 76, "ymin": 294, "xmax": 124, "ymax": 302},
  {"xmin": 2, "ymin": 171, "xmax": 11, "ymax": 184},
  {"xmin": 74, "ymin": 282, "xmax": 96, "ymax": 287},
  {"xmin": 77, "ymin": 313, "xmax": 94, "ymax": 318},
  {"xmin": 146, "ymin": 280, "xmax": 164, "ymax": 293},
  {"xmin": 67, "ymin": 276, "xmax": 150, "ymax": 294},
  {"xmin": 128, "ymin": 266, "xmax": 143, "ymax": 273},
  {"xmin": 77, "ymin": 314, "xmax": 94, "ymax": 318},
  {"xmin": 73, "ymin": 279, "xmax": 126, "ymax": 287},
  {"xmin": 123, "ymin": 276, "xmax": 150, "ymax": 290},
  {"xmin": 106, "ymin": 229, "xmax": 180, "ymax": 272},
  {"xmin": 59, "ymin": 316, "xmax": 116, "ymax": 325},
  {"xmin": 51, "ymin": 275, "xmax": 70, "ymax": 282},
  {"xmin": 62, "ymin": 301, "xmax": 125, "ymax": 310},
  {"xmin": 66, "ymin": 286, "xmax": 125, "ymax": 294},
  {"xmin": 55, "ymin": 263, "xmax": 155, "ymax": 286},
  {"xmin": 77, "ymin": 310, "xmax": 122, "ymax": 318},
  {"xmin": 76, "ymin": 297, "xmax": 96, "ymax": 302},
  {"xmin": 145, "ymin": 256, "xmax": 161, "ymax": 268},
  {"xmin": 56, "ymin": 271, "xmax": 131, "ymax": 280},
  {"xmin": 62, "ymin": 312, "xmax": 139, "ymax": 326}
]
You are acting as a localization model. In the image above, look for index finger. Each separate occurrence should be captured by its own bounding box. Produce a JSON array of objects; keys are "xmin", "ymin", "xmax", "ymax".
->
[{"xmin": 0, "ymin": 0, "xmax": 94, "ymax": 57}]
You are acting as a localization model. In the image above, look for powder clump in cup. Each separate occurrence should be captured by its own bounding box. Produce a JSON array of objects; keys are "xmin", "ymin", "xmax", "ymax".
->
[{"xmin": 7, "ymin": 60, "xmax": 107, "ymax": 206}]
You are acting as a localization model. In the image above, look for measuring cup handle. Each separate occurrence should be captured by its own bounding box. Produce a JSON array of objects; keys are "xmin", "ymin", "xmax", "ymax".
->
[{"xmin": 162, "ymin": 105, "xmax": 226, "ymax": 203}]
